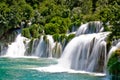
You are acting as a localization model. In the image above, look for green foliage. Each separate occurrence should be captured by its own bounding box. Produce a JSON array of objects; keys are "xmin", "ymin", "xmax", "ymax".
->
[
  {"xmin": 0, "ymin": 1, "xmax": 34, "ymax": 38},
  {"xmin": 29, "ymin": 24, "xmax": 40, "ymax": 38},
  {"xmin": 44, "ymin": 23, "xmax": 59, "ymax": 35},
  {"xmin": 22, "ymin": 24, "xmax": 42, "ymax": 38},
  {"xmin": 53, "ymin": 34, "xmax": 68, "ymax": 43},
  {"xmin": 50, "ymin": 17, "xmax": 70, "ymax": 34},
  {"xmin": 59, "ymin": 34, "xmax": 67, "ymax": 42},
  {"xmin": 0, "ymin": 0, "xmax": 120, "ymax": 40},
  {"xmin": 62, "ymin": 9, "xmax": 70, "ymax": 18},
  {"xmin": 21, "ymin": 4, "xmax": 34, "ymax": 20},
  {"xmin": 107, "ymin": 49, "xmax": 120, "ymax": 75},
  {"xmin": 52, "ymin": 33, "xmax": 75, "ymax": 47},
  {"xmin": 96, "ymin": 0, "xmax": 120, "ymax": 40},
  {"xmin": 66, "ymin": 34, "xmax": 75, "ymax": 43},
  {"xmin": 53, "ymin": 34, "xmax": 60, "ymax": 42},
  {"xmin": 22, "ymin": 28, "xmax": 31, "ymax": 38}
]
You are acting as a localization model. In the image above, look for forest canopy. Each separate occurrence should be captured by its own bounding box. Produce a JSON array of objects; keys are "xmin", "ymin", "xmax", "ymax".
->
[{"xmin": 0, "ymin": 0, "xmax": 120, "ymax": 39}]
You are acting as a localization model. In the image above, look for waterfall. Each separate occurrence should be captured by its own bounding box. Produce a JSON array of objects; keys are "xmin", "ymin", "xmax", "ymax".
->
[
  {"xmin": 0, "ymin": 21, "xmax": 113, "ymax": 73},
  {"xmin": 52, "ymin": 42, "xmax": 62, "ymax": 58},
  {"xmin": 33, "ymin": 35, "xmax": 55, "ymax": 57},
  {"xmin": 108, "ymin": 42, "xmax": 120, "ymax": 60},
  {"xmin": 0, "ymin": 43, "xmax": 8, "ymax": 56},
  {"xmin": 58, "ymin": 21, "xmax": 109, "ymax": 73},
  {"xmin": 76, "ymin": 21, "xmax": 104, "ymax": 36},
  {"xmin": 1, "ymin": 34, "xmax": 63, "ymax": 58},
  {"xmin": 33, "ymin": 36, "xmax": 45, "ymax": 57},
  {"xmin": 35, "ymin": 21, "xmax": 110, "ymax": 74},
  {"xmin": 33, "ymin": 35, "xmax": 62, "ymax": 58},
  {"xmin": 59, "ymin": 32, "xmax": 109, "ymax": 72},
  {"xmin": 4, "ymin": 34, "xmax": 30, "ymax": 57}
]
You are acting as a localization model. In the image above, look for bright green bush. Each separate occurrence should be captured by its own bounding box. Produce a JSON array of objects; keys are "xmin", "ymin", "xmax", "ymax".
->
[{"xmin": 44, "ymin": 23, "xmax": 59, "ymax": 35}]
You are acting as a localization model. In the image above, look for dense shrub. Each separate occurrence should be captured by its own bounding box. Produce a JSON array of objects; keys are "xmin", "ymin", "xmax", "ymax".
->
[{"xmin": 44, "ymin": 23, "xmax": 59, "ymax": 35}]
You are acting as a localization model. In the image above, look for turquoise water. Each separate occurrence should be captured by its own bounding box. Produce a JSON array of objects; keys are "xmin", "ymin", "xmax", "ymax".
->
[{"xmin": 0, "ymin": 58, "xmax": 106, "ymax": 80}]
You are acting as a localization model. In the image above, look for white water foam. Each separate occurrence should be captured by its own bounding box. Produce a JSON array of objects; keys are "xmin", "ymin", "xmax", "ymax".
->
[
  {"xmin": 31, "ymin": 32, "xmax": 109, "ymax": 77},
  {"xmin": 31, "ymin": 63, "xmax": 106, "ymax": 76},
  {"xmin": 1, "ymin": 55, "xmax": 39, "ymax": 58},
  {"xmin": 3, "ymin": 34, "xmax": 30, "ymax": 58}
]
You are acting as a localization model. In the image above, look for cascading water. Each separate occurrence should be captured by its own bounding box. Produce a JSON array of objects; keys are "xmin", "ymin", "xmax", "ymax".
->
[
  {"xmin": 108, "ymin": 41, "xmax": 120, "ymax": 60},
  {"xmin": 76, "ymin": 21, "xmax": 104, "ymax": 36},
  {"xmin": 33, "ymin": 35, "xmax": 55, "ymax": 57},
  {"xmin": 58, "ymin": 21, "xmax": 109, "ymax": 73},
  {"xmin": 0, "ymin": 43, "xmax": 8, "ymax": 56},
  {"xmin": 4, "ymin": 34, "xmax": 30, "ymax": 57},
  {"xmin": 1, "ymin": 33, "xmax": 63, "ymax": 58},
  {"xmin": 0, "ymin": 21, "xmax": 112, "ymax": 74},
  {"xmin": 31, "ymin": 35, "xmax": 63, "ymax": 58},
  {"xmin": 59, "ymin": 32, "xmax": 109, "ymax": 72},
  {"xmin": 52, "ymin": 42, "xmax": 62, "ymax": 58},
  {"xmin": 36, "ymin": 21, "xmax": 109, "ymax": 74},
  {"xmin": 33, "ymin": 36, "xmax": 45, "ymax": 57}
]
